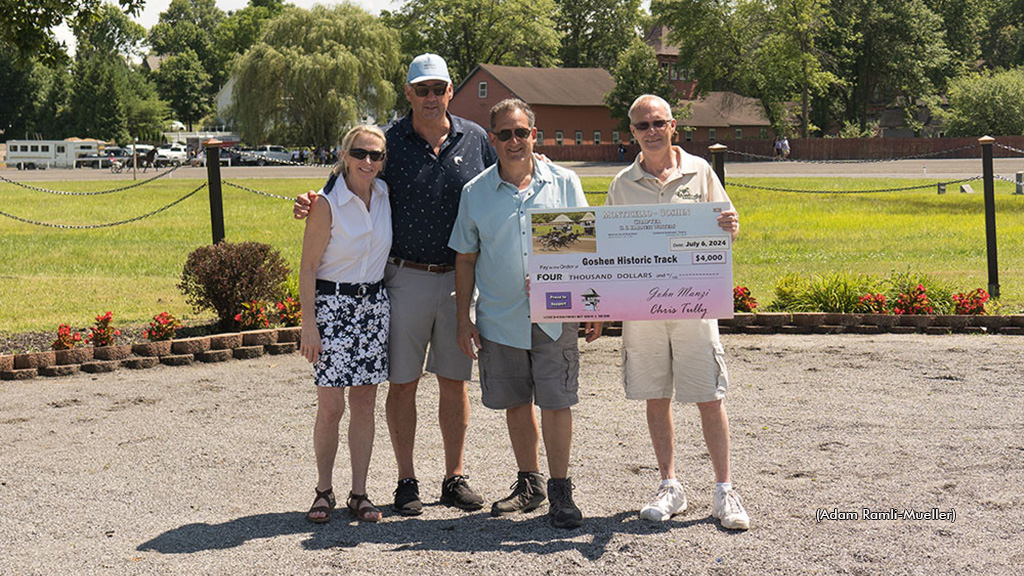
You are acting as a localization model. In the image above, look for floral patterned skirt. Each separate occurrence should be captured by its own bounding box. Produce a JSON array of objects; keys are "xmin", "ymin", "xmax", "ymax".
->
[{"xmin": 313, "ymin": 289, "xmax": 389, "ymax": 387}]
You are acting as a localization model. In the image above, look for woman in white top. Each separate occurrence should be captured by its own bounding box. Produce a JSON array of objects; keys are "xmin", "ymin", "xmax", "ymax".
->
[{"xmin": 300, "ymin": 125, "xmax": 391, "ymax": 523}]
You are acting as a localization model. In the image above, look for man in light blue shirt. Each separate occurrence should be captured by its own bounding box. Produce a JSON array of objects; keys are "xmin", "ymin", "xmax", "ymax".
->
[{"xmin": 449, "ymin": 99, "xmax": 601, "ymax": 529}]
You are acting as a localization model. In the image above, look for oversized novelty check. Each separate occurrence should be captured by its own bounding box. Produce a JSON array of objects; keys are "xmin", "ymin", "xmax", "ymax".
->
[{"xmin": 528, "ymin": 202, "xmax": 734, "ymax": 322}]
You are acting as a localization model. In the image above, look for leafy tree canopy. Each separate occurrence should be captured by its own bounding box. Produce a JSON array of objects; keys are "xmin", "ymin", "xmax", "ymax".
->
[
  {"xmin": 231, "ymin": 4, "xmax": 402, "ymax": 148},
  {"xmin": 383, "ymin": 0, "xmax": 561, "ymax": 84},
  {"xmin": 939, "ymin": 67, "xmax": 1024, "ymax": 136},
  {"xmin": 555, "ymin": 0, "xmax": 642, "ymax": 70},
  {"xmin": 603, "ymin": 37, "xmax": 679, "ymax": 131},
  {"xmin": 0, "ymin": 0, "xmax": 143, "ymax": 65}
]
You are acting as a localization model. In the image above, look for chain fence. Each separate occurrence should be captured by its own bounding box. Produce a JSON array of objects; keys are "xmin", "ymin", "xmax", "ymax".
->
[
  {"xmin": 222, "ymin": 179, "xmax": 296, "ymax": 201},
  {"xmin": 233, "ymin": 149, "xmax": 333, "ymax": 168},
  {"xmin": 0, "ymin": 163, "xmax": 185, "ymax": 196},
  {"xmin": 994, "ymin": 142, "xmax": 1024, "ymax": 156},
  {"xmin": 727, "ymin": 177, "xmax": 983, "ymax": 195},
  {"xmin": 0, "ymin": 183, "xmax": 206, "ymax": 229},
  {"xmin": 726, "ymin": 143, "xmax": 982, "ymax": 164}
]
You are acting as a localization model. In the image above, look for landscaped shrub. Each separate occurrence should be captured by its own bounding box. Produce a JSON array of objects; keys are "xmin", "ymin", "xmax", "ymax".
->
[
  {"xmin": 893, "ymin": 284, "xmax": 934, "ymax": 315},
  {"xmin": 857, "ymin": 293, "xmax": 888, "ymax": 314},
  {"xmin": 952, "ymin": 288, "xmax": 989, "ymax": 315},
  {"xmin": 52, "ymin": 324, "xmax": 82, "ymax": 350},
  {"xmin": 87, "ymin": 311, "xmax": 120, "ymax": 346},
  {"xmin": 885, "ymin": 272, "xmax": 953, "ymax": 314},
  {"xmin": 766, "ymin": 272, "xmax": 878, "ymax": 313},
  {"xmin": 235, "ymin": 300, "xmax": 271, "ymax": 330},
  {"xmin": 178, "ymin": 241, "xmax": 291, "ymax": 329},
  {"xmin": 276, "ymin": 297, "xmax": 302, "ymax": 326},
  {"xmin": 792, "ymin": 272, "xmax": 879, "ymax": 313},
  {"xmin": 144, "ymin": 312, "xmax": 182, "ymax": 341},
  {"xmin": 733, "ymin": 286, "xmax": 758, "ymax": 312},
  {"xmin": 764, "ymin": 273, "xmax": 808, "ymax": 312}
]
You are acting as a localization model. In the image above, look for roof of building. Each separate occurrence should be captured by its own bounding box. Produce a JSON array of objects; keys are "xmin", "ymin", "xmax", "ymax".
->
[
  {"xmin": 459, "ymin": 64, "xmax": 615, "ymax": 107},
  {"xmin": 683, "ymin": 92, "xmax": 771, "ymax": 128}
]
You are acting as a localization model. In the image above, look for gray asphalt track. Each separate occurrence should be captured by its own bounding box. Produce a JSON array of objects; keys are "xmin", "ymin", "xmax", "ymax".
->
[{"xmin": 1, "ymin": 333, "xmax": 1021, "ymax": 575}]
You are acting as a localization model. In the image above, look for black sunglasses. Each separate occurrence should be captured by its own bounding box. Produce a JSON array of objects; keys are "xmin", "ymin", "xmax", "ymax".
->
[
  {"xmin": 632, "ymin": 119, "xmax": 671, "ymax": 131},
  {"xmin": 492, "ymin": 128, "xmax": 532, "ymax": 142},
  {"xmin": 412, "ymin": 84, "xmax": 448, "ymax": 97},
  {"xmin": 349, "ymin": 148, "xmax": 385, "ymax": 161}
]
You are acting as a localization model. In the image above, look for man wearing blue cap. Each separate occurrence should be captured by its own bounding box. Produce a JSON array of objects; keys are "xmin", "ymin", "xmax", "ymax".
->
[{"xmin": 295, "ymin": 53, "xmax": 496, "ymax": 516}]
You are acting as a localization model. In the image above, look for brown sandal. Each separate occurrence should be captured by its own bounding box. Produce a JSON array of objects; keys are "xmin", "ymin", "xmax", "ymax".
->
[
  {"xmin": 307, "ymin": 487, "xmax": 335, "ymax": 523},
  {"xmin": 347, "ymin": 492, "xmax": 382, "ymax": 522}
]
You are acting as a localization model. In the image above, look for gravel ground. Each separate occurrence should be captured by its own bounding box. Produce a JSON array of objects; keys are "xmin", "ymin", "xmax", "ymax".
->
[{"xmin": 1, "ymin": 333, "xmax": 1022, "ymax": 575}]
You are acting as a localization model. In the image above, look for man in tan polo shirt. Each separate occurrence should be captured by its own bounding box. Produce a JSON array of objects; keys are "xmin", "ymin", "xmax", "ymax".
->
[{"xmin": 606, "ymin": 94, "xmax": 749, "ymax": 530}]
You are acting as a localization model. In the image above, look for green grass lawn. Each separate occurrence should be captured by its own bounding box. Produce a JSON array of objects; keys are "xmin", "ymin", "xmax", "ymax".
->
[{"xmin": 2, "ymin": 175, "xmax": 1022, "ymax": 342}]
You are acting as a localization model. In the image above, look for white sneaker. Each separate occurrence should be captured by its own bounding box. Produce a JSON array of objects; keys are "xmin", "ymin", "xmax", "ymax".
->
[
  {"xmin": 712, "ymin": 488, "xmax": 750, "ymax": 530},
  {"xmin": 639, "ymin": 481, "xmax": 687, "ymax": 521}
]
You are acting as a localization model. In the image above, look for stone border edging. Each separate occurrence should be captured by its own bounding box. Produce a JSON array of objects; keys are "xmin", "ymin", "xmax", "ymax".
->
[
  {"xmin": 718, "ymin": 313, "xmax": 1024, "ymax": 335},
  {"xmin": 1, "ymin": 327, "xmax": 303, "ymax": 382}
]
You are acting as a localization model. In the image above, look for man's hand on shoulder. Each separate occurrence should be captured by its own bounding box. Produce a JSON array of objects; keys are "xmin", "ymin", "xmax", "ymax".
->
[{"xmin": 294, "ymin": 191, "xmax": 318, "ymax": 220}]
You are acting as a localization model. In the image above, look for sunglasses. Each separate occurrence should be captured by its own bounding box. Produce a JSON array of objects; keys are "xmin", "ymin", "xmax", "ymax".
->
[
  {"xmin": 632, "ymin": 119, "xmax": 671, "ymax": 131},
  {"xmin": 492, "ymin": 128, "xmax": 532, "ymax": 142},
  {"xmin": 349, "ymin": 148, "xmax": 385, "ymax": 161},
  {"xmin": 412, "ymin": 84, "xmax": 448, "ymax": 97}
]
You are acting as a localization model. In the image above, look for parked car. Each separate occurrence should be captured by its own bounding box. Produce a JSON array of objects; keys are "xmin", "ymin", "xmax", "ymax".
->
[
  {"xmin": 249, "ymin": 145, "xmax": 292, "ymax": 166},
  {"xmin": 77, "ymin": 146, "xmax": 132, "ymax": 169},
  {"xmin": 155, "ymin": 143, "xmax": 188, "ymax": 166}
]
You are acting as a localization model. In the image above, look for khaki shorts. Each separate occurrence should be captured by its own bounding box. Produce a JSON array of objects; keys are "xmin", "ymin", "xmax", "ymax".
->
[
  {"xmin": 477, "ymin": 323, "xmax": 580, "ymax": 411},
  {"xmin": 621, "ymin": 319, "xmax": 728, "ymax": 403},
  {"xmin": 384, "ymin": 262, "xmax": 473, "ymax": 384}
]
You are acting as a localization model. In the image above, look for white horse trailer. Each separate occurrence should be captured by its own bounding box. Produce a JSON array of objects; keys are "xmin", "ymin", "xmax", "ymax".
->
[{"xmin": 4, "ymin": 139, "xmax": 102, "ymax": 169}]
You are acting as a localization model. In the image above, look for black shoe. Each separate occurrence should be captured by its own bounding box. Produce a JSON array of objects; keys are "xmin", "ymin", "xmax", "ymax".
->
[
  {"xmin": 439, "ymin": 475, "xmax": 484, "ymax": 511},
  {"xmin": 392, "ymin": 478, "xmax": 423, "ymax": 516},
  {"xmin": 547, "ymin": 478, "xmax": 582, "ymax": 529},
  {"xmin": 491, "ymin": 471, "xmax": 547, "ymax": 517}
]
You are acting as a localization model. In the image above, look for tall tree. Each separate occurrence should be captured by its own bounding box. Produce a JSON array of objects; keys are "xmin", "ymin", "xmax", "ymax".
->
[
  {"xmin": 73, "ymin": 2, "xmax": 146, "ymax": 60},
  {"xmin": 0, "ymin": 0, "xmax": 143, "ymax": 65},
  {"xmin": 382, "ymin": 0, "xmax": 561, "ymax": 83},
  {"xmin": 939, "ymin": 68, "xmax": 1024, "ymax": 136},
  {"xmin": 214, "ymin": 0, "xmax": 286, "ymax": 68},
  {"xmin": 68, "ymin": 54, "xmax": 129, "ymax": 142},
  {"xmin": 0, "ymin": 45, "xmax": 39, "ymax": 137},
  {"xmin": 148, "ymin": 0, "xmax": 227, "ymax": 87},
  {"xmin": 603, "ymin": 38, "xmax": 678, "ymax": 131},
  {"xmin": 231, "ymin": 4, "xmax": 402, "ymax": 148},
  {"xmin": 980, "ymin": 0, "xmax": 1024, "ymax": 68},
  {"xmin": 554, "ymin": 0, "xmax": 642, "ymax": 69},
  {"xmin": 153, "ymin": 48, "xmax": 211, "ymax": 131},
  {"xmin": 817, "ymin": 0, "xmax": 950, "ymax": 133},
  {"xmin": 653, "ymin": 0, "xmax": 834, "ymax": 137}
]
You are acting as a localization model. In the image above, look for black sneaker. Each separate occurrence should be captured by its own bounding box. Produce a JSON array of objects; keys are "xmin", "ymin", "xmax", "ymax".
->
[
  {"xmin": 547, "ymin": 478, "xmax": 582, "ymax": 529},
  {"xmin": 491, "ymin": 471, "xmax": 547, "ymax": 516},
  {"xmin": 439, "ymin": 475, "xmax": 484, "ymax": 511},
  {"xmin": 392, "ymin": 478, "xmax": 423, "ymax": 516}
]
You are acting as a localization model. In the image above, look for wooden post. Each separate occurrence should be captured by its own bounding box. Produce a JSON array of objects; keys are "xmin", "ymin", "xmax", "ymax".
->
[
  {"xmin": 979, "ymin": 136, "xmax": 999, "ymax": 298},
  {"xmin": 204, "ymin": 138, "xmax": 225, "ymax": 244},
  {"xmin": 709, "ymin": 143, "xmax": 727, "ymax": 186}
]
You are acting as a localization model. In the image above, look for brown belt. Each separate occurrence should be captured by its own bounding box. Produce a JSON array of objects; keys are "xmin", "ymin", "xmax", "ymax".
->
[{"xmin": 388, "ymin": 256, "xmax": 455, "ymax": 274}]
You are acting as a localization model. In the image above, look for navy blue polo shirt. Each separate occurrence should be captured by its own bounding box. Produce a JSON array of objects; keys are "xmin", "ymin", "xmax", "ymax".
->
[{"xmin": 383, "ymin": 113, "xmax": 496, "ymax": 265}]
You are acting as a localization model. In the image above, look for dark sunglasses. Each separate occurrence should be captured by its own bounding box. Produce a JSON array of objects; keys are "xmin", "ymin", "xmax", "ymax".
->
[
  {"xmin": 632, "ymin": 119, "xmax": 671, "ymax": 131},
  {"xmin": 349, "ymin": 148, "xmax": 385, "ymax": 161},
  {"xmin": 412, "ymin": 84, "xmax": 447, "ymax": 97},
  {"xmin": 492, "ymin": 128, "xmax": 532, "ymax": 142}
]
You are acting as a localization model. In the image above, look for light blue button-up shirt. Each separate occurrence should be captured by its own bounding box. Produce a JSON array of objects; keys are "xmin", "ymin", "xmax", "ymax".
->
[{"xmin": 449, "ymin": 160, "xmax": 588, "ymax": 349}]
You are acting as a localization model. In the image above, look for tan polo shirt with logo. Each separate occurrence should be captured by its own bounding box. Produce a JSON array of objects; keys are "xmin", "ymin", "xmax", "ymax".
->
[{"xmin": 606, "ymin": 146, "xmax": 734, "ymax": 210}]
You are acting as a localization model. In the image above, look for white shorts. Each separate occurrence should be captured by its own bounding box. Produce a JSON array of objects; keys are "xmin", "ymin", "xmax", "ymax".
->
[{"xmin": 621, "ymin": 319, "xmax": 728, "ymax": 403}]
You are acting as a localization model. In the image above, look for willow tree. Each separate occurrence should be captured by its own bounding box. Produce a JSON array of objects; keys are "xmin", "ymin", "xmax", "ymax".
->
[{"xmin": 231, "ymin": 4, "xmax": 402, "ymax": 148}]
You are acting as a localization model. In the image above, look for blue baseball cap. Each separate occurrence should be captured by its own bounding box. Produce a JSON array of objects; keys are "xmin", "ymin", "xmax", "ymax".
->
[{"xmin": 406, "ymin": 53, "xmax": 451, "ymax": 85}]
